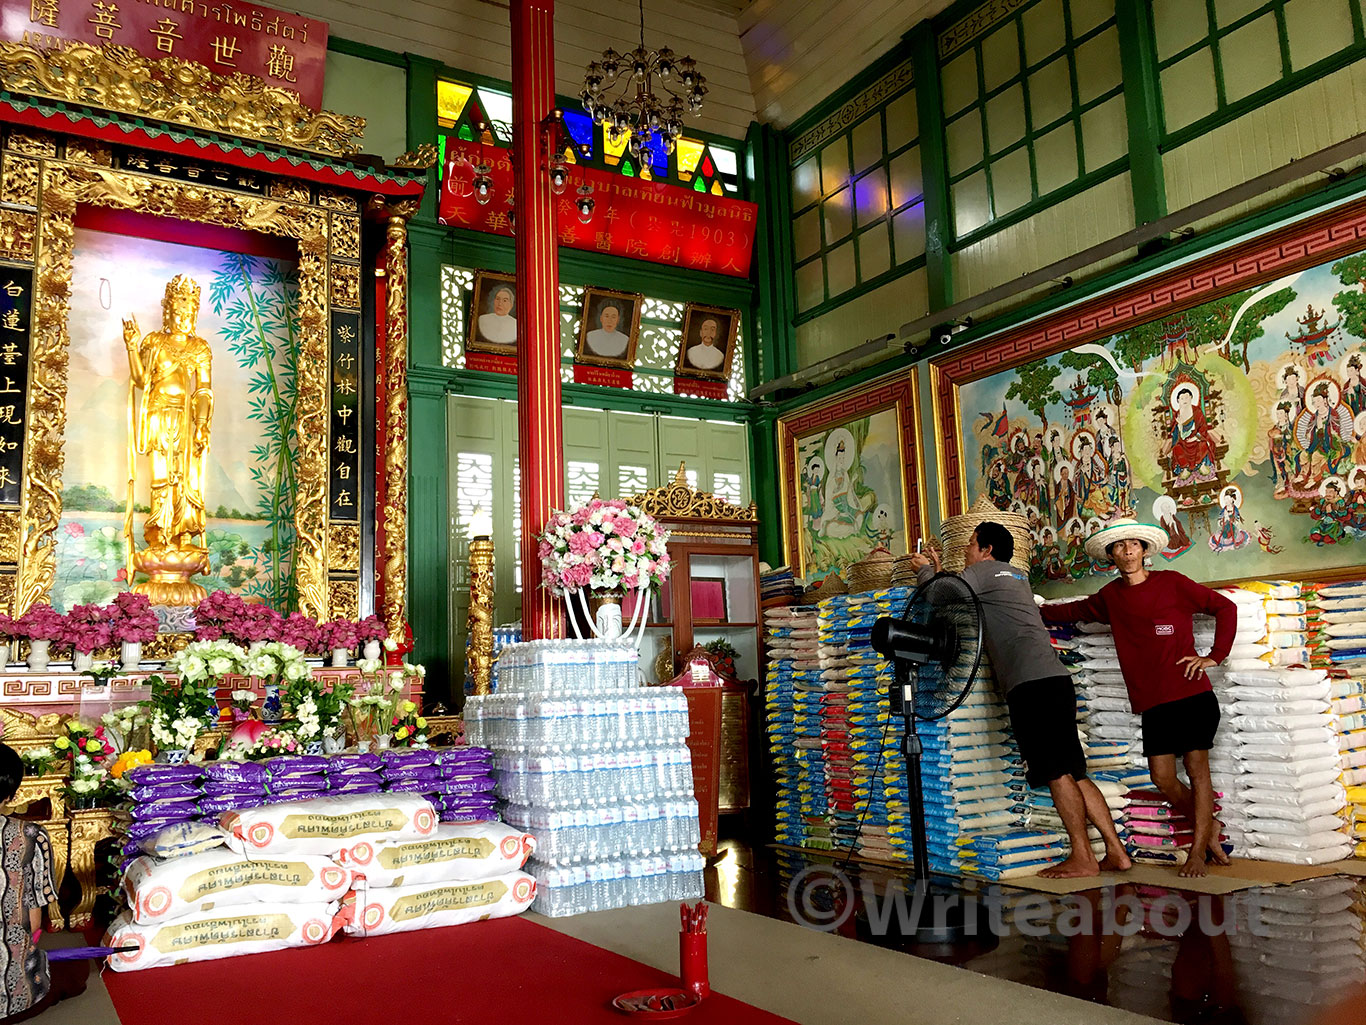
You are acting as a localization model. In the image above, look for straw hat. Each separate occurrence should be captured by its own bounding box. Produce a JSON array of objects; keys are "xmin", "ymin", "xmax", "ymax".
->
[
  {"xmin": 1084, "ymin": 518, "xmax": 1169, "ymax": 564},
  {"xmin": 848, "ymin": 548, "xmax": 894, "ymax": 592},
  {"xmin": 938, "ymin": 494, "xmax": 1032, "ymax": 574}
]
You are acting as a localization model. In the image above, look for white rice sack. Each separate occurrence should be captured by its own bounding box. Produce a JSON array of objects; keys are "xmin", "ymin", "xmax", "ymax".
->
[
  {"xmin": 1265, "ymin": 616, "xmax": 1308, "ymax": 632},
  {"xmin": 222, "ymin": 794, "xmax": 438, "ymax": 857},
  {"xmin": 1245, "ymin": 830, "xmax": 1350, "ymax": 853},
  {"xmin": 1319, "ymin": 608, "xmax": 1366, "ymax": 623},
  {"xmin": 1228, "ymin": 668, "xmax": 1327, "ymax": 688},
  {"xmin": 1231, "ymin": 714, "xmax": 1333, "ymax": 732},
  {"xmin": 1229, "ymin": 699, "xmax": 1329, "ymax": 717},
  {"xmin": 1264, "ymin": 600, "xmax": 1308, "ymax": 615},
  {"xmin": 1225, "ymin": 659, "xmax": 1274, "ymax": 672},
  {"xmin": 1217, "ymin": 588, "xmax": 1266, "ymax": 607},
  {"xmin": 104, "ymin": 901, "xmax": 341, "ymax": 972},
  {"xmin": 343, "ymin": 870, "xmax": 535, "ymax": 937},
  {"xmin": 1230, "ymin": 682, "xmax": 1332, "ymax": 702},
  {"xmin": 1245, "ymin": 800, "xmax": 1345, "ymax": 822},
  {"xmin": 1245, "ymin": 769, "xmax": 1342, "ymax": 792},
  {"xmin": 1326, "ymin": 638, "xmax": 1366, "ymax": 651},
  {"xmin": 1080, "ymin": 658, "xmax": 1122, "ymax": 671},
  {"xmin": 1241, "ymin": 756, "xmax": 1342, "ymax": 776},
  {"xmin": 1250, "ymin": 841, "xmax": 1354, "ymax": 865},
  {"xmin": 123, "ymin": 849, "xmax": 352, "ymax": 924},
  {"xmin": 1241, "ymin": 815, "xmax": 1344, "ymax": 835},
  {"xmin": 1231, "ymin": 725, "xmax": 1334, "ymax": 746},
  {"xmin": 1269, "ymin": 647, "xmax": 1311, "ymax": 666},
  {"xmin": 1325, "ymin": 621, "xmax": 1366, "ymax": 638},
  {"xmin": 335, "ymin": 822, "xmax": 535, "ymax": 888}
]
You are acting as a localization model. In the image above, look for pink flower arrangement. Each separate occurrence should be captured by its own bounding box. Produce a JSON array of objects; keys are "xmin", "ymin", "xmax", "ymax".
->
[
  {"xmin": 320, "ymin": 618, "xmax": 359, "ymax": 652},
  {"xmin": 356, "ymin": 615, "xmax": 387, "ymax": 645},
  {"xmin": 104, "ymin": 592, "xmax": 159, "ymax": 645},
  {"xmin": 193, "ymin": 591, "xmax": 283, "ymax": 645},
  {"xmin": 537, "ymin": 498, "xmax": 671, "ymax": 597},
  {"xmin": 15, "ymin": 603, "xmax": 66, "ymax": 642},
  {"xmin": 277, "ymin": 612, "xmax": 324, "ymax": 655},
  {"xmin": 65, "ymin": 603, "xmax": 113, "ymax": 654},
  {"xmin": 0, "ymin": 612, "xmax": 15, "ymax": 639}
]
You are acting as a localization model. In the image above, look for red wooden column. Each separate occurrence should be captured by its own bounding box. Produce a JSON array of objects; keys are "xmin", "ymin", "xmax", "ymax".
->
[{"xmin": 512, "ymin": 0, "xmax": 566, "ymax": 640}]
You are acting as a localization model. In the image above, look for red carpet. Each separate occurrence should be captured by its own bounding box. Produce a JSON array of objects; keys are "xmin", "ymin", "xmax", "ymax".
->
[{"xmin": 103, "ymin": 914, "xmax": 797, "ymax": 1024}]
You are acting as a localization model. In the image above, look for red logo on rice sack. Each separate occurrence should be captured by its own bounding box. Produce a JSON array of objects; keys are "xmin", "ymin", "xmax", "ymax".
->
[
  {"xmin": 142, "ymin": 886, "xmax": 172, "ymax": 919},
  {"xmin": 414, "ymin": 807, "xmax": 436, "ymax": 834},
  {"xmin": 302, "ymin": 919, "xmax": 330, "ymax": 944},
  {"xmin": 521, "ymin": 834, "xmax": 536, "ymax": 858},
  {"xmin": 348, "ymin": 841, "xmax": 373, "ymax": 865},
  {"xmin": 500, "ymin": 835, "xmax": 521, "ymax": 859},
  {"xmin": 115, "ymin": 934, "xmax": 144, "ymax": 964},
  {"xmin": 362, "ymin": 903, "xmax": 385, "ymax": 930},
  {"xmin": 321, "ymin": 867, "xmax": 348, "ymax": 891},
  {"xmin": 513, "ymin": 877, "xmax": 534, "ymax": 903},
  {"xmin": 246, "ymin": 822, "xmax": 275, "ymax": 848}
]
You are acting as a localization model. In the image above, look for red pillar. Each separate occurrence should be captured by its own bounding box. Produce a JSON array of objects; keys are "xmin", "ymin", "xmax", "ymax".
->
[{"xmin": 512, "ymin": 0, "xmax": 566, "ymax": 640}]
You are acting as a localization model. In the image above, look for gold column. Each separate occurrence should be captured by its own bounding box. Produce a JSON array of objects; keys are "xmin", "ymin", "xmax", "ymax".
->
[
  {"xmin": 380, "ymin": 206, "xmax": 414, "ymax": 641},
  {"xmin": 466, "ymin": 534, "xmax": 495, "ymax": 695}
]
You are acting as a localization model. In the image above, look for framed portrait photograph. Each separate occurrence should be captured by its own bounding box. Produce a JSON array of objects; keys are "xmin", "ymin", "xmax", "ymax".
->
[
  {"xmin": 466, "ymin": 270, "xmax": 518, "ymax": 355},
  {"xmin": 575, "ymin": 287, "xmax": 642, "ymax": 369},
  {"xmin": 675, "ymin": 303, "xmax": 738, "ymax": 381}
]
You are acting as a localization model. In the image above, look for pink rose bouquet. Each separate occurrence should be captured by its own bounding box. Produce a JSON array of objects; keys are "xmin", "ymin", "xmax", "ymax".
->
[
  {"xmin": 15, "ymin": 603, "xmax": 66, "ymax": 642},
  {"xmin": 277, "ymin": 612, "xmax": 324, "ymax": 655},
  {"xmin": 356, "ymin": 615, "xmax": 387, "ymax": 645},
  {"xmin": 65, "ymin": 603, "xmax": 113, "ymax": 654},
  {"xmin": 320, "ymin": 618, "xmax": 360, "ymax": 652},
  {"xmin": 537, "ymin": 498, "xmax": 671, "ymax": 597},
  {"xmin": 194, "ymin": 591, "xmax": 284, "ymax": 645}
]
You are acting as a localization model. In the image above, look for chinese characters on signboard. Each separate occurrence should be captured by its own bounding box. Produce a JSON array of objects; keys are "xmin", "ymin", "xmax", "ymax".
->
[
  {"xmin": 3, "ymin": 0, "xmax": 329, "ymax": 109},
  {"xmin": 0, "ymin": 271, "xmax": 31, "ymax": 507},
  {"xmin": 330, "ymin": 312, "xmax": 360, "ymax": 521},
  {"xmin": 438, "ymin": 139, "xmax": 758, "ymax": 278}
]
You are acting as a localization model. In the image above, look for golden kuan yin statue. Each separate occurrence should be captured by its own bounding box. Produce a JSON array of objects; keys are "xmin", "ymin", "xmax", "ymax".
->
[{"xmin": 122, "ymin": 275, "xmax": 214, "ymax": 605}]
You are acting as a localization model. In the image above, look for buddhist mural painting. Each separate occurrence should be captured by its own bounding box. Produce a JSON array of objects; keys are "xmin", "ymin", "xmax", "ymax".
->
[{"xmin": 960, "ymin": 247, "xmax": 1366, "ymax": 593}]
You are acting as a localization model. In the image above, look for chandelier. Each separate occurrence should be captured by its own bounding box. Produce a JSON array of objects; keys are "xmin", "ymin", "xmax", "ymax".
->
[{"xmin": 580, "ymin": 0, "xmax": 707, "ymax": 159}]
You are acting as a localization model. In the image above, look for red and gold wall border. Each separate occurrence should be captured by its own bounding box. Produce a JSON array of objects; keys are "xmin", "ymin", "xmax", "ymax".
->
[
  {"xmin": 0, "ymin": 129, "xmax": 392, "ymax": 620},
  {"xmin": 776, "ymin": 368, "xmax": 922, "ymax": 580},
  {"xmin": 930, "ymin": 196, "xmax": 1366, "ymax": 518}
]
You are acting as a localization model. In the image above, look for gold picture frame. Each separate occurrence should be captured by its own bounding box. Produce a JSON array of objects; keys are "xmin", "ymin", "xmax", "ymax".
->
[
  {"xmin": 575, "ymin": 286, "xmax": 642, "ymax": 370},
  {"xmin": 466, "ymin": 270, "xmax": 518, "ymax": 356},
  {"xmin": 675, "ymin": 303, "xmax": 738, "ymax": 381}
]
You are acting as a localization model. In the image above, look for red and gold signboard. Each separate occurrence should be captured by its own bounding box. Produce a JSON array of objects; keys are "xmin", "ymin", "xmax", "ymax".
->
[
  {"xmin": 439, "ymin": 139, "xmax": 757, "ymax": 278},
  {"xmin": 3, "ymin": 0, "xmax": 328, "ymax": 109}
]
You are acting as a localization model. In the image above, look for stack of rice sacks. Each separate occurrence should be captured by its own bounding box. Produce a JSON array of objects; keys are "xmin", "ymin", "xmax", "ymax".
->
[
  {"xmin": 1227, "ymin": 877, "xmax": 1366, "ymax": 1025},
  {"xmin": 816, "ymin": 588, "xmax": 908, "ymax": 861},
  {"xmin": 762, "ymin": 604, "xmax": 813, "ymax": 848},
  {"xmin": 1225, "ymin": 581, "xmax": 1350, "ymax": 865},
  {"xmin": 378, "ymin": 747, "xmax": 498, "ymax": 822},
  {"xmin": 886, "ymin": 657, "xmax": 1029, "ymax": 877},
  {"xmin": 1196, "ymin": 586, "xmax": 1271, "ymax": 854},
  {"xmin": 1306, "ymin": 579, "xmax": 1366, "ymax": 855},
  {"xmin": 104, "ymin": 791, "xmax": 475, "ymax": 970},
  {"xmin": 115, "ymin": 764, "xmax": 206, "ymax": 870},
  {"xmin": 324, "ymin": 752, "xmax": 385, "ymax": 796},
  {"xmin": 1064, "ymin": 622, "xmax": 1143, "ymax": 777},
  {"xmin": 464, "ymin": 639, "xmax": 704, "ymax": 916},
  {"xmin": 1021, "ymin": 778, "xmax": 1129, "ymax": 862}
]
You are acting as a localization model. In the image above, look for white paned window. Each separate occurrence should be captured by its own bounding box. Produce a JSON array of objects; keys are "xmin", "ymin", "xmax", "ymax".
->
[
  {"xmin": 618, "ymin": 465, "xmax": 650, "ymax": 496},
  {"xmin": 452, "ymin": 451, "xmax": 494, "ymax": 586},
  {"xmin": 713, "ymin": 472, "xmax": 742, "ymax": 505},
  {"xmin": 566, "ymin": 460, "xmax": 601, "ymax": 506}
]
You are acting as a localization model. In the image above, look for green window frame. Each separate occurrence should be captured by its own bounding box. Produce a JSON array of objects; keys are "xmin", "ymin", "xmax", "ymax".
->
[
  {"xmin": 1151, "ymin": 0, "xmax": 1366, "ymax": 144},
  {"xmin": 789, "ymin": 84, "xmax": 926, "ymax": 318},
  {"xmin": 939, "ymin": 0, "xmax": 1128, "ymax": 245}
]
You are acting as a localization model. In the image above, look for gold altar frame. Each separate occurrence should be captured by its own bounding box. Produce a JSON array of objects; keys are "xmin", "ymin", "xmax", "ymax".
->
[{"xmin": 0, "ymin": 130, "xmax": 385, "ymax": 620}]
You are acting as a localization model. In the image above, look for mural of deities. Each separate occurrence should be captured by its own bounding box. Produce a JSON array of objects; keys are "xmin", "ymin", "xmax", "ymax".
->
[{"xmin": 961, "ymin": 245, "xmax": 1366, "ymax": 594}]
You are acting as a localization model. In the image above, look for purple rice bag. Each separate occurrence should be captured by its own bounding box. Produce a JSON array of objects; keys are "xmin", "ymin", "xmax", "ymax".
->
[
  {"xmin": 203, "ymin": 780, "xmax": 270, "ymax": 797},
  {"xmin": 268, "ymin": 785, "xmax": 331, "ymax": 802},
  {"xmin": 200, "ymin": 794, "xmax": 264, "ymax": 817},
  {"xmin": 126, "ymin": 763, "xmax": 202, "ymax": 787},
  {"xmin": 327, "ymin": 781, "xmax": 383, "ymax": 796},
  {"xmin": 437, "ymin": 807, "xmax": 499, "ymax": 823},
  {"xmin": 125, "ymin": 816, "xmax": 198, "ymax": 841},
  {"xmin": 130, "ymin": 798, "xmax": 200, "ymax": 821},
  {"xmin": 324, "ymin": 753, "xmax": 382, "ymax": 773},
  {"xmin": 383, "ymin": 778, "xmax": 441, "ymax": 795},
  {"xmin": 128, "ymin": 782, "xmax": 200, "ymax": 803},
  {"xmin": 325, "ymin": 771, "xmax": 381, "ymax": 788},
  {"xmin": 204, "ymin": 760, "xmax": 269, "ymax": 783},
  {"xmin": 379, "ymin": 764, "xmax": 444, "ymax": 782},
  {"xmin": 432, "ymin": 777, "xmax": 496, "ymax": 796},
  {"xmin": 265, "ymin": 755, "xmax": 330, "ymax": 776},
  {"xmin": 435, "ymin": 747, "xmax": 492, "ymax": 769},
  {"xmin": 379, "ymin": 748, "xmax": 437, "ymax": 769}
]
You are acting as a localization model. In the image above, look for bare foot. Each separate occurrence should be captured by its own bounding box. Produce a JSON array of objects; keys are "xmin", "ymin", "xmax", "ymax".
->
[
  {"xmin": 1207, "ymin": 825, "xmax": 1230, "ymax": 866},
  {"xmin": 1178, "ymin": 852, "xmax": 1209, "ymax": 878},
  {"xmin": 1099, "ymin": 850, "xmax": 1133, "ymax": 872},
  {"xmin": 1039, "ymin": 855, "xmax": 1102, "ymax": 879}
]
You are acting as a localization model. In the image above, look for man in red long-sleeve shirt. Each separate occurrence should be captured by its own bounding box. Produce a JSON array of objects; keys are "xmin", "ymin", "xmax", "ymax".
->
[{"xmin": 1041, "ymin": 519, "xmax": 1237, "ymax": 877}]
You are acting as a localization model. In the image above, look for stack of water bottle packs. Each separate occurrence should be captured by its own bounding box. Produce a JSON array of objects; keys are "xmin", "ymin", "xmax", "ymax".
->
[{"xmin": 464, "ymin": 639, "xmax": 704, "ymax": 916}]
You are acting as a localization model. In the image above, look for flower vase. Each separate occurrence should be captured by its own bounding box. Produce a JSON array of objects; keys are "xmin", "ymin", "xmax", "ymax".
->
[
  {"xmin": 374, "ymin": 733, "xmax": 391, "ymax": 751},
  {"xmin": 73, "ymin": 651, "xmax": 95, "ymax": 674},
  {"xmin": 155, "ymin": 747, "xmax": 191, "ymax": 765},
  {"xmin": 357, "ymin": 740, "xmax": 372, "ymax": 754},
  {"xmin": 262, "ymin": 683, "xmax": 283, "ymax": 725},
  {"xmin": 27, "ymin": 638, "xmax": 50, "ymax": 672},
  {"xmin": 331, "ymin": 648, "xmax": 350, "ymax": 668},
  {"xmin": 120, "ymin": 641, "xmax": 142, "ymax": 672},
  {"xmin": 589, "ymin": 593, "xmax": 624, "ymax": 640},
  {"xmin": 304, "ymin": 739, "xmax": 324, "ymax": 756},
  {"xmin": 322, "ymin": 730, "xmax": 346, "ymax": 755},
  {"xmin": 363, "ymin": 640, "xmax": 381, "ymax": 661}
]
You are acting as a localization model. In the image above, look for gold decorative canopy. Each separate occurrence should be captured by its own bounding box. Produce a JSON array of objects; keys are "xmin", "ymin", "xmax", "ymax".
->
[
  {"xmin": 0, "ymin": 41, "xmax": 365, "ymax": 158},
  {"xmin": 629, "ymin": 463, "xmax": 758, "ymax": 521}
]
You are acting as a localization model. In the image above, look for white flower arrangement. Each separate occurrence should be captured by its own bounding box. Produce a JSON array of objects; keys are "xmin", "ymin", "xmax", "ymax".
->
[
  {"xmin": 537, "ymin": 498, "xmax": 671, "ymax": 596},
  {"xmin": 170, "ymin": 640, "xmax": 246, "ymax": 683},
  {"xmin": 242, "ymin": 640, "xmax": 310, "ymax": 685},
  {"xmin": 150, "ymin": 713, "xmax": 205, "ymax": 750}
]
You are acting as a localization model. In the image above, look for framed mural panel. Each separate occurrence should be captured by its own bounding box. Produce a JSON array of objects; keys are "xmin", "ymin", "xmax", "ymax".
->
[
  {"xmin": 777, "ymin": 369, "xmax": 923, "ymax": 582},
  {"xmin": 930, "ymin": 199, "xmax": 1366, "ymax": 594}
]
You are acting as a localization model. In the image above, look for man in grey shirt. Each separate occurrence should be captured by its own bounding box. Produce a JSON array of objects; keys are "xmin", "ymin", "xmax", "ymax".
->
[{"xmin": 911, "ymin": 521, "xmax": 1131, "ymax": 878}]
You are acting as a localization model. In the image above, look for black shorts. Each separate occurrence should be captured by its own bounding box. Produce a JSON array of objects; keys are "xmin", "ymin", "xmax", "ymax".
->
[
  {"xmin": 1006, "ymin": 675, "xmax": 1088, "ymax": 788},
  {"xmin": 1141, "ymin": 690, "xmax": 1220, "ymax": 758}
]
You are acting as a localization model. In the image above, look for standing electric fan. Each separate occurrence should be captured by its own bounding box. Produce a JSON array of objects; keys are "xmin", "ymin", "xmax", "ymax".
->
[{"xmin": 870, "ymin": 571, "xmax": 985, "ymax": 941}]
